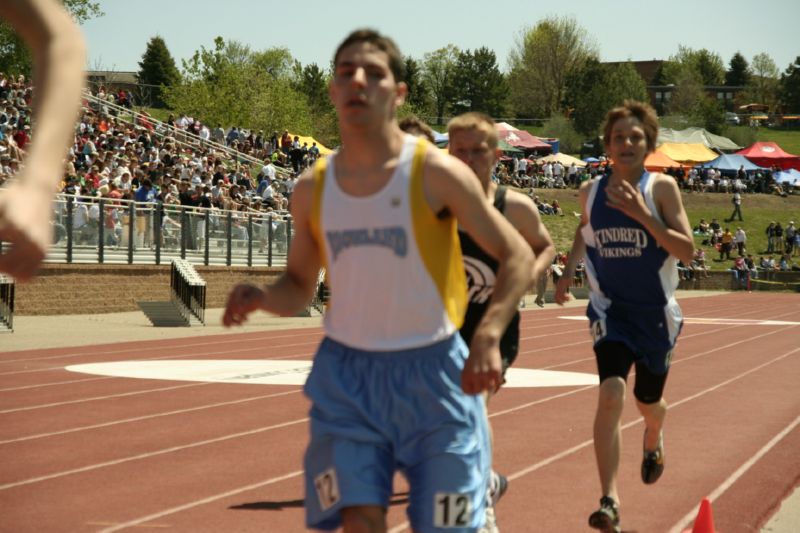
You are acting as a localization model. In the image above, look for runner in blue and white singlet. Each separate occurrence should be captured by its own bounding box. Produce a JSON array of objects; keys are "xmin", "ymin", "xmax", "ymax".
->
[
  {"xmin": 554, "ymin": 101, "xmax": 695, "ymax": 533},
  {"xmin": 582, "ymin": 171, "xmax": 683, "ymax": 373}
]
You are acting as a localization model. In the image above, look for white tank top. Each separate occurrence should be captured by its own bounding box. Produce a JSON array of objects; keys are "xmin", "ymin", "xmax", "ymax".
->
[{"xmin": 309, "ymin": 135, "xmax": 466, "ymax": 351}]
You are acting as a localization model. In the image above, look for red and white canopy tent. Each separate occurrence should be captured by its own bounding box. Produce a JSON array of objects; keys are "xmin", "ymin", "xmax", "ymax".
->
[
  {"xmin": 494, "ymin": 123, "xmax": 552, "ymax": 153},
  {"xmin": 735, "ymin": 142, "xmax": 800, "ymax": 171}
]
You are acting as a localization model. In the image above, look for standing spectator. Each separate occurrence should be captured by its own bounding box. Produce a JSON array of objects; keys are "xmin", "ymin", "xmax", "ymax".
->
[
  {"xmin": 734, "ymin": 226, "xmax": 747, "ymax": 256},
  {"xmin": 719, "ymin": 227, "xmax": 734, "ymax": 261},
  {"xmin": 785, "ymin": 221, "xmax": 796, "ymax": 255},
  {"xmin": 765, "ymin": 221, "xmax": 777, "ymax": 253},
  {"xmin": 726, "ymin": 191, "xmax": 743, "ymax": 222},
  {"xmin": 308, "ymin": 142, "xmax": 320, "ymax": 161},
  {"xmin": 774, "ymin": 222, "xmax": 784, "ymax": 254}
]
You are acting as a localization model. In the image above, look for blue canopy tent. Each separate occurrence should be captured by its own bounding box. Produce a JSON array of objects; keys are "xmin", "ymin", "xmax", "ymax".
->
[
  {"xmin": 774, "ymin": 168, "xmax": 800, "ymax": 186},
  {"xmin": 432, "ymin": 130, "xmax": 449, "ymax": 144},
  {"xmin": 697, "ymin": 153, "xmax": 764, "ymax": 176}
]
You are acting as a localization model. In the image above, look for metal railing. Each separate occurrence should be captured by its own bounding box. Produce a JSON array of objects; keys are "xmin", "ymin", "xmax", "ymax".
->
[
  {"xmin": 42, "ymin": 194, "xmax": 292, "ymax": 268},
  {"xmin": 171, "ymin": 259, "xmax": 206, "ymax": 324},
  {"xmin": 0, "ymin": 274, "xmax": 13, "ymax": 332}
]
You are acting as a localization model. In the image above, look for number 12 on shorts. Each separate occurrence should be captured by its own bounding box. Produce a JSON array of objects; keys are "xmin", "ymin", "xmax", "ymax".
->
[{"xmin": 434, "ymin": 492, "xmax": 472, "ymax": 528}]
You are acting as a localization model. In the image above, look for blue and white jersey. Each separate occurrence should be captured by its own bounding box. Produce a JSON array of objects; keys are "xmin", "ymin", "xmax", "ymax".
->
[{"xmin": 581, "ymin": 172, "xmax": 682, "ymax": 358}]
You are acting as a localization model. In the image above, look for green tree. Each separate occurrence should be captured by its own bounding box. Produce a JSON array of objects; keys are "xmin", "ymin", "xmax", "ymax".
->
[
  {"xmin": 663, "ymin": 66, "xmax": 725, "ymax": 133},
  {"xmin": 292, "ymin": 62, "xmax": 338, "ymax": 145},
  {"xmin": 293, "ymin": 62, "xmax": 330, "ymax": 113},
  {"xmin": 137, "ymin": 36, "xmax": 181, "ymax": 108},
  {"xmin": 403, "ymin": 57, "xmax": 428, "ymax": 113},
  {"xmin": 450, "ymin": 47, "xmax": 507, "ymax": 117},
  {"xmin": 565, "ymin": 59, "xmax": 648, "ymax": 136},
  {"xmin": 421, "ymin": 45, "xmax": 459, "ymax": 125},
  {"xmin": 542, "ymin": 114, "xmax": 581, "ymax": 154},
  {"xmin": 725, "ymin": 52, "xmax": 750, "ymax": 87},
  {"xmin": 0, "ymin": 0, "xmax": 102, "ymax": 75},
  {"xmin": 779, "ymin": 56, "xmax": 800, "ymax": 113},
  {"xmin": 662, "ymin": 46, "xmax": 725, "ymax": 86},
  {"xmin": 507, "ymin": 15, "xmax": 597, "ymax": 119},
  {"xmin": 163, "ymin": 37, "xmax": 311, "ymax": 137},
  {"xmin": 745, "ymin": 52, "xmax": 780, "ymax": 109}
]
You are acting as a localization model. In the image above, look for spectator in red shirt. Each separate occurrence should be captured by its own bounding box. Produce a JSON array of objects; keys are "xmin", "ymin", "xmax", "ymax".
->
[{"xmin": 13, "ymin": 124, "xmax": 30, "ymax": 151}]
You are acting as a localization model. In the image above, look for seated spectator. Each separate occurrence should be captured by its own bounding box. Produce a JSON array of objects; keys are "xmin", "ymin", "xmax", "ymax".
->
[
  {"xmin": 691, "ymin": 248, "xmax": 710, "ymax": 278},
  {"xmin": 731, "ymin": 255, "xmax": 749, "ymax": 287},
  {"xmin": 744, "ymin": 254, "xmax": 758, "ymax": 279},
  {"xmin": 779, "ymin": 254, "xmax": 791, "ymax": 271},
  {"xmin": 677, "ymin": 260, "xmax": 694, "ymax": 281},
  {"xmin": 695, "ymin": 218, "xmax": 710, "ymax": 236},
  {"xmin": 550, "ymin": 199, "xmax": 564, "ymax": 216}
]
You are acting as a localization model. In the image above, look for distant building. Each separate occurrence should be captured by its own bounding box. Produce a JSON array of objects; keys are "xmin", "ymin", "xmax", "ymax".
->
[
  {"xmin": 603, "ymin": 60, "xmax": 744, "ymax": 114},
  {"xmin": 85, "ymin": 70, "xmax": 138, "ymax": 93}
]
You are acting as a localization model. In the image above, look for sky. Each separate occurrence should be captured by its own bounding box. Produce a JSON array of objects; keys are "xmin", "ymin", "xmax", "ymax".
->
[{"xmin": 81, "ymin": 0, "xmax": 799, "ymax": 75}]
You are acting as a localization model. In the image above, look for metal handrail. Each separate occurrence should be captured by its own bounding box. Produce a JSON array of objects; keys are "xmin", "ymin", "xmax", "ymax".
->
[{"xmin": 27, "ymin": 192, "xmax": 294, "ymax": 268}]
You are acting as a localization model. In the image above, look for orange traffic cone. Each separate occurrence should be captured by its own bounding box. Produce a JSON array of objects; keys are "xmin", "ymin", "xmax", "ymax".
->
[{"xmin": 682, "ymin": 498, "xmax": 718, "ymax": 533}]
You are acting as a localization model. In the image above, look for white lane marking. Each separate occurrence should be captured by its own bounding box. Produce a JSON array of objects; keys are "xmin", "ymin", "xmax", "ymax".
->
[
  {"xmin": 96, "ymin": 470, "xmax": 305, "ymax": 533},
  {"xmin": 667, "ymin": 414, "xmax": 800, "ymax": 533},
  {"xmin": 66, "ymin": 360, "xmax": 598, "ymax": 388},
  {"xmin": 559, "ymin": 316, "xmax": 800, "ymax": 326},
  {"xmin": 0, "ymin": 388, "xmax": 302, "ymax": 445},
  {"xmin": 0, "ymin": 418, "xmax": 308, "ymax": 491},
  {"xmin": 389, "ymin": 344, "xmax": 800, "ymax": 533}
]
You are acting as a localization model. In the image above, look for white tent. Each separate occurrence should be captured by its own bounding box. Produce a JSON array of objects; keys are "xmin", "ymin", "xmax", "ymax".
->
[{"xmin": 537, "ymin": 152, "xmax": 586, "ymax": 167}]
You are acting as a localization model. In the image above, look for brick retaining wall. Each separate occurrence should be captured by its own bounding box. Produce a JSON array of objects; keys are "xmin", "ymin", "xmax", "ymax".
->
[
  {"xmin": 15, "ymin": 264, "xmax": 284, "ymax": 316},
  {"xmin": 11, "ymin": 265, "xmax": 799, "ymax": 316}
]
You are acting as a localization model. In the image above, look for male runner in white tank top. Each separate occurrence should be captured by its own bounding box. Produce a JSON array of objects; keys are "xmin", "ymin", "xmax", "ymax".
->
[{"xmin": 223, "ymin": 30, "xmax": 533, "ymax": 533}]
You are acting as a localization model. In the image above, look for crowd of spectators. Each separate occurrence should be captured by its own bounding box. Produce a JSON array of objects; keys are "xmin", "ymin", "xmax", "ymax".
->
[
  {"xmin": 688, "ymin": 216, "xmax": 800, "ymax": 284},
  {"xmin": 490, "ymin": 151, "xmax": 797, "ymax": 199},
  {"xmin": 665, "ymin": 164, "xmax": 793, "ymax": 197},
  {"xmin": 3, "ymin": 74, "xmax": 800, "ymax": 264},
  {"xmin": 0, "ymin": 72, "xmax": 33, "ymax": 183},
  {"xmin": 1, "ymin": 77, "xmax": 335, "ymax": 252},
  {"xmin": 494, "ymin": 156, "xmax": 611, "ymax": 191}
]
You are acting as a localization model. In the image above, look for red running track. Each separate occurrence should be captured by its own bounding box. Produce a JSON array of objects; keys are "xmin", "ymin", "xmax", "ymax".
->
[{"xmin": 0, "ymin": 292, "xmax": 798, "ymax": 532}]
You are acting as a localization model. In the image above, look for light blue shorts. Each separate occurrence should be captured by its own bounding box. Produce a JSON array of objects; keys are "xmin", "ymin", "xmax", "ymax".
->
[{"xmin": 303, "ymin": 335, "xmax": 490, "ymax": 532}]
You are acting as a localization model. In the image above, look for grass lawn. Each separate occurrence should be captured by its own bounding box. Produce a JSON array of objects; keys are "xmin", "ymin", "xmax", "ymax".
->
[{"xmin": 528, "ymin": 188, "xmax": 800, "ymax": 270}]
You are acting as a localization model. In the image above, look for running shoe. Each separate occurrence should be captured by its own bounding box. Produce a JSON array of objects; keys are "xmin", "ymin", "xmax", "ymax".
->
[
  {"xmin": 489, "ymin": 471, "xmax": 509, "ymax": 506},
  {"xmin": 641, "ymin": 431, "xmax": 665, "ymax": 485},
  {"xmin": 478, "ymin": 505, "xmax": 499, "ymax": 533},
  {"xmin": 588, "ymin": 495, "xmax": 620, "ymax": 533}
]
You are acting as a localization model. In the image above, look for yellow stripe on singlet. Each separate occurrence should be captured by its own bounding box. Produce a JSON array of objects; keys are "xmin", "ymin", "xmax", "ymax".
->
[
  {"xmin": 409, "ymin": 138, "xmax": 467, "ymax": 329},
  {"xmin": 310, "ymin": 157, "xmax": 328, "ymax": 270}
]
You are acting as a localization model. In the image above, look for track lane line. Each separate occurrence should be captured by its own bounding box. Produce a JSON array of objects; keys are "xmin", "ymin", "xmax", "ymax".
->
[{"xmin": 666, "ymin": 414, "xmax": 800, "ymax": 533}]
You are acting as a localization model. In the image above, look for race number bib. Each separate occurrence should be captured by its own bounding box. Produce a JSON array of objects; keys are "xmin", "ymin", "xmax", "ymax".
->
[
  {"xmin": 591, "ymin": 319, "xmax": 607, "ymax": 343},
  {"xmin": 314, "ymin": 468, "xmax": 340, "ymax": 511},
  {"xmin": 433, "ymin": 492, "xmax": 472, "ymax": 528}
]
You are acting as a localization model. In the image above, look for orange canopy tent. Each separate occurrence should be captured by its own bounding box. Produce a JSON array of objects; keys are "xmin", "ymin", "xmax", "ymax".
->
[{"xmin": 644, "ymin": 151, "xmax": 683, "ymax": 172}]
